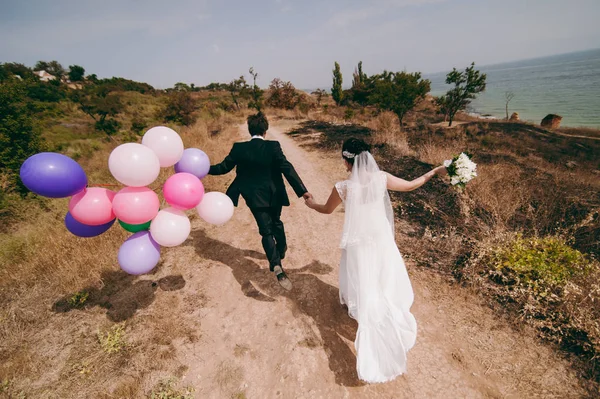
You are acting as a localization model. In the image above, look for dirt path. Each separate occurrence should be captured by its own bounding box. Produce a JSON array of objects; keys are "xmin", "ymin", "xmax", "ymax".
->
[{"xmin": 170, "ymin": 123, "xmax": 586, "ymax": 398}]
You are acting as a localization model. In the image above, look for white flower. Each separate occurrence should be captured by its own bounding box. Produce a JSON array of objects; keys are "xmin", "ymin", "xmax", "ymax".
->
[{"xmin": 446, "ymin": 152, "xmax": 476, "ymax": 188}]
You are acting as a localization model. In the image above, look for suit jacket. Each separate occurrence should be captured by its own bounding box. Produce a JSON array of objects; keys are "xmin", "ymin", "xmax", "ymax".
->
[{"xmin": 209, "ymin": 138, "xmax": 307, "ymax": 208}]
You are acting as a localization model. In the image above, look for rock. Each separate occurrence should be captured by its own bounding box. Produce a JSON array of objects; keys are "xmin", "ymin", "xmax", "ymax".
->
[
  {"xmin": 566, "ymin": 161, "xmax": 578, "ymax": 169},
  {"xmin": 509, "ymin": 112, "xmax": 520, "ymax": 121},
  {"xmin": 541, "ymin": 114, "xmax": 563, "ymax": 129}
]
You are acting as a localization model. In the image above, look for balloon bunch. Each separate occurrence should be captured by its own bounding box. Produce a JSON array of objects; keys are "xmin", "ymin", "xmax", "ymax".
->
[{"xmin": 20, "ymin": 126, "xmax": 234, "ymax": 276}]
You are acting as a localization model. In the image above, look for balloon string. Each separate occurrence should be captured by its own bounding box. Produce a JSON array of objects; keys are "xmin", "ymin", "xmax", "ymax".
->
[{"xmin": 90, "ymin": 183, "xmax": 162, "ymax": 192}]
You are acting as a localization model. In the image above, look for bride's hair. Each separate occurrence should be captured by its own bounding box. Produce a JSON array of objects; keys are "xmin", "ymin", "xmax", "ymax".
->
[{"xmin": 342, "ymin": 138, "xmax": 371, "ymax": 165}]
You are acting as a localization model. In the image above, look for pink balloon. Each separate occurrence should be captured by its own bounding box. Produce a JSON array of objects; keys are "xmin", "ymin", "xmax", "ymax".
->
[
  {"xmin": 69, "ymin": 187, "xmax": 116, "ymax": 226},
  {"xmin": 112, "ymin": 187, "xmax": 160, "ymax": 225},
  {"xmin": 163, "ymin": 173, "xmax": 204, "ymax": 210}
]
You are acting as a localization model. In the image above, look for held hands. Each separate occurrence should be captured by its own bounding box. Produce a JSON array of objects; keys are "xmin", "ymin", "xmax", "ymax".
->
[{"xmin": 303, "ymin": 192, "xmax": 316, "ymax": 209}]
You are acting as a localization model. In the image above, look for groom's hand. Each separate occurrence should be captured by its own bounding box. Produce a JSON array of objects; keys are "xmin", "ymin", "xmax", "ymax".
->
[{"xmin": 302, "ymin": 192, "xmax": 313, "ymax": 200}]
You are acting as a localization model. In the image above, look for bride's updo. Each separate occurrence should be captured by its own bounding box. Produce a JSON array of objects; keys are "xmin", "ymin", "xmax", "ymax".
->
[{"xmin": 342, "ymin": 138, "xmax": 371, "ymax": 165}]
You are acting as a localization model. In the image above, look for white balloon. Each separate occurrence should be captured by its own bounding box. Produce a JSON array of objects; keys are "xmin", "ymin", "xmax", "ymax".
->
[
  {"xmin": 142, "ymin": 126, "xmax": 184, "ymax": 167},
  {"xmin": 109, "ymin": 143, "xmax": 160, "ymax": 187},
  {"xmin": 196, "ymin": 192, "xmax": 234, "ymax": 225},
  {"xmin": 150, "ymin": 207, "xmax": 191, "ymax": 247}
]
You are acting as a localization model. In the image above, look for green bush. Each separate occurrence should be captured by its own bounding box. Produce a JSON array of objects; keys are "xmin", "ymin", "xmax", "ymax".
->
[
  {"xmin": 474, "ymin": 234, "xmax": 600, "ymax": 385},
  {"xmin": 161, "ymin": 91, "xmax": 197, "ymax": 126},
  {"xmin": 95, "ymin": 118, "xmax": 120, "ymax": 136},
  {"xmin": 489, "ymin": 235, "xmax": 594, "ymax": 288},
  {"xmin": 0, "ymin": 81, "xmax": 45, "ymax": 195},
  {"xmin": 266, "ymin": 78, "xmax": 300, "ymax": 110}
]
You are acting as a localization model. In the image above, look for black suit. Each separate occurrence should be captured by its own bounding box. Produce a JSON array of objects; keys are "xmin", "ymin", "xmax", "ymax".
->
[{"xmin": 209, "ymin": 137, "xmax": 307, "ymax": 270}]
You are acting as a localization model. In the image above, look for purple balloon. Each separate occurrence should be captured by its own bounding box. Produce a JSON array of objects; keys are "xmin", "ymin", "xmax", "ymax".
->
[
  {"xmin": 118, "ymin": 231, "xmax": 161, "ymax": 275},
  {"xmin": 174, "ymin": 148, "xmax": 210, "ymax": 179},
  {"xmin": 65, "ymin": 212, "xmax": 115, "ymax": 238},
  {"xmin": 20, "ymin": 152, "xmax": 87, "ymax": 198}
]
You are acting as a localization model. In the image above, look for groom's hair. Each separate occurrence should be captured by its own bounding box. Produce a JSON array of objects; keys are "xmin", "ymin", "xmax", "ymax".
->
[
  {"xmin": 342, "ymin": 138, "xmax": 371, "ymax": 165},
  {"xmin": 247, "ymin": 112, "xmax": 269, "ymax": 136}
]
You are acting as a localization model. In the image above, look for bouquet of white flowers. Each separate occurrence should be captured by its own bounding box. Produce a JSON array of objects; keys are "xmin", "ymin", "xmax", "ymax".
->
[{"xmin": 444, "ymin": 152, "xmax": 477, "ymax": 190}]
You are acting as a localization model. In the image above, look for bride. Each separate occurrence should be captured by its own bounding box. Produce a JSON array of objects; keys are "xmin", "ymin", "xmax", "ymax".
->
[{"xmin": 304, "ymin": 138, "xmax": 447, "ymax": 383}]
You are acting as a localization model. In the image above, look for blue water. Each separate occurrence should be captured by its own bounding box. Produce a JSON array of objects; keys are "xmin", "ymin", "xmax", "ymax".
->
[{"xmin": 426, "ymin": 48, "xmax": 600, "ymax": 128}]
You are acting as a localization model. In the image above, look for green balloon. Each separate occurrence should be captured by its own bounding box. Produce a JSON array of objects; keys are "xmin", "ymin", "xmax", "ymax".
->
[{"xmin": 118, "ymin": 220, "xmax": 151, "ymax": 233}]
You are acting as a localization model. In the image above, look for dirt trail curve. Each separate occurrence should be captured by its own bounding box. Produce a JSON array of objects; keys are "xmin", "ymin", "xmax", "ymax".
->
[{"xmin": 171, "ymin": 123, "xmax": 586, "ymax": 398}]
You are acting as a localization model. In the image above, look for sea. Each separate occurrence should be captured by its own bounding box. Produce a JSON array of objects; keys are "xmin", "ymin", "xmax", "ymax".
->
[{"xmin": 426, "ymin": 48, "xmax": 600, "ymax": 128}]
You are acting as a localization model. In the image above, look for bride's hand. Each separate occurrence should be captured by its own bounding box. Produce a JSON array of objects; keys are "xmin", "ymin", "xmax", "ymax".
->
[
  {"xmin": 434, "ymin": 165, "xmax": 448, "ymax": 176},
  {"xmin": 305, "ymin": 197, "xmax": 316, "ymax": 209}
]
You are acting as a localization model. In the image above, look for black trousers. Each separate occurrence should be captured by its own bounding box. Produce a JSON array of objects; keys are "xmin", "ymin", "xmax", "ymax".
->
[{"xmin": 250, "ymin": 206, "xmax": 287, "ymax": 271}]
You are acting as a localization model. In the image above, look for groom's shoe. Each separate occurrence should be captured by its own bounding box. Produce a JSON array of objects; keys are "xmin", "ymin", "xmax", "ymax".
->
[{"xmin": 273, "ymin": 265, "xmax": 292, "ymax": 291}]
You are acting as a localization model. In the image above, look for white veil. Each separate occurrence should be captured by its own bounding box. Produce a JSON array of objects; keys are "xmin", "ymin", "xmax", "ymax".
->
[
  {"xmin": 340, "ymin": 151, "xmax": 395, "ymax": 249},
  {"xmin": 337, "ymin": 151, "xmax": 417, "ymax": 383}
]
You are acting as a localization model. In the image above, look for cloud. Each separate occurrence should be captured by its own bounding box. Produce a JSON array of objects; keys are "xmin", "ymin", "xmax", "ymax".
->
[
  {"xmin": 212, "ymin": 44, "xmax": 220, "ymax": 53},
  {"xmin": 328, "ymin": 0, "xmax": 447, "ymax": 27},
  {"xmin": 328, "ymin": 7, "xmax": 380, "ymax": 27}
]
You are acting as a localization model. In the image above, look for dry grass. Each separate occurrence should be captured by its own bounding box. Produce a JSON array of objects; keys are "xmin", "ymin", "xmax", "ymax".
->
[
  {"xmin": 365, "ymin": 111, "xmax": 413, "ymax": 156},
  {"xmin": 148, "ymin": 378, "xmax": 194, "ymax": 399},
  {"xmin": 0, "ymin": 113, "xmax": 242, "ymax": 398},
  {"xmin": 214, "ymin": 360, "xmax": 243, "ymax": 393}
]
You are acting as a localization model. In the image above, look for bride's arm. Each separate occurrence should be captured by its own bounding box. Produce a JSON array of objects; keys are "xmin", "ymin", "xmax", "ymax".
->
[
  {"xmin": 305, "ymin": 187, "xmax": 342, "ymax": 214},
  {"xmin": 385, "ymin": 166, "xmax": 446, "ymax": 192}
]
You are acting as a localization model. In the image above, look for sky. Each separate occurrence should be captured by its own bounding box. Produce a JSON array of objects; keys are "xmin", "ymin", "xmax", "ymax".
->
[{"xmin": 2, "ymin": 0, "xmax": 600, "ymax": 89}]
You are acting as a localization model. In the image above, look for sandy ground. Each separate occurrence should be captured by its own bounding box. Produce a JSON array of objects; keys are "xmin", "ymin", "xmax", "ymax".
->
[{"xmin": 166, "ymin": 122, "xmax": 586, "ymax": 398}]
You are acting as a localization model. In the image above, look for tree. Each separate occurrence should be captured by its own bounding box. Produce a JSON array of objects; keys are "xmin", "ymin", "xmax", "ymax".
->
[
  {"xmin": 35, "ymin": 60, "xmax": 65, "ymax": 79},
  {"xmin": 248, "ymin": 67, "xmax": 264, "ymax": 111},
  {"xmin": 227, "ymin": 75, "xmax": 249, "ymax": 110},
  {"xmin": 0, "ymin": 81, "xmax": 45, "ymax": 194},
  {"xmin": 71, "ymin": 86, "xmax": 123, "ymax": 135},
  {"xmin": 173, "ymin": 82, "xmax": 191, "ymax": 92},
  {"xmin": 505, "ymin": 91, "xmax": 515, "ymax": 120},
  {"xmin": 0, "ymin": 63, "xmax": 35, "ymax": 81},
  {"xmin": 332, "ymin": 62, "xmax": 343, "ymax": 106},
  {"xmin": 311, "ymin": 89, "xmax": 328, "ymax": 106},
  {"xmin": 350, "ymin": 61, "xmax": 373, "ymax": 106},
  {"xmin": 368, "ymin": 71, "xmax": 431, "ymax": 128},
  {"xmin": 266, "ymin": 78, "xmax": 300, "ymax": 109},
  {"xmin": 436, "ymin": 63, "xmax": 486, "ymax": 127},
  {"xmin": 161, "ymin": 91, "xmax": 197, "ymax": 126},
  {"xmin": 68, "ymin": 65, "xmax": 85, "ymax": 82}
]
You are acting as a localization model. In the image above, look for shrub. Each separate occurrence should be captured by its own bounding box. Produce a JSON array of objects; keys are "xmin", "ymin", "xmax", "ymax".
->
[
  {"xmin": 161, "ymin": 91, "xmax": 197, "ymax": 126},
  {"xmin": 131, "ymin": 112, "xmax": 148, "ymax": 134},
  {"xmin": 97, "ymin": 323, "xmax": 127, "ymax": 354},
  {"xmin": 488, "ymin": 235, "xmax": 594, "ymax": 288},
  {"xmin": 150, "ymin": 378, "xmax": 194, "ymax": 399},
  {"xmin": 95, "ymin": 118, "xmax": 120, "ymax": 136},
  {"xmin": 0, "ymin": 81, "xmax": 45, "ymax": 194},
  {"xmin": 71, "ymin": 86, "xmax": 124, "ymax": 135},
  {"xmin": 471, "ymin": 234, "xmax": 600, "ymax": 383},
  {"xmin": 68, "ymin": 65, "xmax": 85, "ymax": 82},
  {"xmin": 67, "ymin": 290, "xmax": 89, "ymax": 308},
  {"xmin": 26, "ymin": 79, "xmax": 65, "ymax": 103},
  {"xmin": 266, "ymin": 78, "xmax": 300, "ymax": 110},
  {"xmin": 344, "ymin": 108, "xmax": 354, "ymax": 121}
]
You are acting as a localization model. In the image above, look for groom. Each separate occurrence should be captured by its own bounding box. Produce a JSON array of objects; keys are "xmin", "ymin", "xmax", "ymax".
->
[{"xmin": 209, "ymin": 112, "xmax": 311, "ymax": 290}]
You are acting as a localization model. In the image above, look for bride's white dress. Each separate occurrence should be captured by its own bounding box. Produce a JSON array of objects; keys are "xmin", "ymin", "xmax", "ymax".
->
[{"xmin": 334, "ymin": 152, "xmax": 417, "ymax": 383}]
